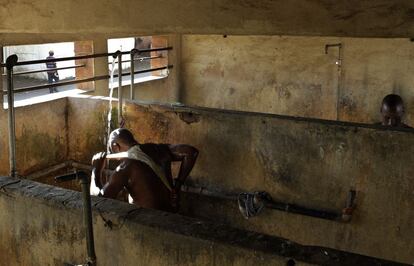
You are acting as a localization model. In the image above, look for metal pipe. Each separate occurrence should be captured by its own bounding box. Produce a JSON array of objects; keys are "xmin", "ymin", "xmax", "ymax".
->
[
  {"xmin": 4, "ymin": 65, "xmax": 174, "ymax": 94},
  {"xmin": 80, "ymin": 175, "xmax": 96, "ymax": 265},
  {"xmin": 265, "ymin": 201, "xmax": 339, "ymax": 220},
  {"xmin": 183, "ymin": 184, "xmax": 355, "ymax": 222},
  {"xmin": 7, "ymin": 75, "xmax": 109, "ymax": 94},
  {"xmin": 66, "ymin": 161, "xmax": 353, "ymax": 222},
  {"xmin": 25, "ymin": 161, "xmax": 71, "ymax": 180},
  {"xmin": 12, "ymin": 64, "xmax": 85, "ymax": 76},
  {"xmin": 325, "ymin": 43, "xmax": 343, "ymax": 121},
  {"xmin": 108, "ymin": 55, "xmax": 163, "ymax": 65},
  {"xmin": 130, "ymin": 49, "xmax": 137, "ymax": 100},
  {"xmin": 55, "ymin": 171, "xmax": 96, "ymax": 265},
  {"xmin": 0, "ymin": 47, "xmax": 173, "ymax": 67},
  {"xmin": 6, "ymin": 55, "xmax": 18, "ymax": 177},
  {"xmin": 187, "ymin": 186, "xmax": 340, "ymax": 220},
  {"xmin": 117, "ymin": 52, "xmax": 123, "ymax": 123}
]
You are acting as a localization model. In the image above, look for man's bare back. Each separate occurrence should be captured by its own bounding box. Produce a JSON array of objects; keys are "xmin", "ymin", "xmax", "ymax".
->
[{"xmin": 91, "ymin": 129, "xmax": 198, "ymax": 212}]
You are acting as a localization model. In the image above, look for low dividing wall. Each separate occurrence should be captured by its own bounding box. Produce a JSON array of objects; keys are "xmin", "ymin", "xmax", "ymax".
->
[
  {"xmin": 0, "ymin": 98, "xmax": 68, "ymax": 176},
  {"xmin": 67, "ymin": 97, "xmax": 414, "ymax": 264},
  {"xmin": 0, "ymin": 176, "xmax": 405, "ymax": 266},
  {"xmin": 4, "ymin": 97, "xmax": 410, "ymax": 263}
]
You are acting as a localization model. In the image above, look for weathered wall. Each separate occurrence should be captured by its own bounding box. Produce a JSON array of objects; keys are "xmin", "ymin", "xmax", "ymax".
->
[
  {"xmin": 1, "ymin": 1, "xmax": 414, "ymax": 38},
  {"xmin": 181, "ymin": 35, "xmax": 414, "ymax": 125},
  {"xmin": 0, "ymin": 97, "xmax": 411, "ymax": 264},
  {"xmin": 66, "ymin": 97, "xmax": 414, "ymax": 263},
  {"xmin": 0, "ymin": 177, "xmax": 326, "ymax": 266},
  {"xmin": 0, "ymin": 98, "xmax": 68, "ymax": 176}
]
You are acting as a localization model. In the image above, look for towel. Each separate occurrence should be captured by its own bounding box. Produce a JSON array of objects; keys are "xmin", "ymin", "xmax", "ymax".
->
[{"xmin": 106, "ymin": 145, "xmax": 172, "ymax": 191}]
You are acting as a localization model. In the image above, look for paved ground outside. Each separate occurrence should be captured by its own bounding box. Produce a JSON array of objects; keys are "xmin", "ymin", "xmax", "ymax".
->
[{"xmin": 2, "ymin": 76, "xmax": 81, "ymax": 103}]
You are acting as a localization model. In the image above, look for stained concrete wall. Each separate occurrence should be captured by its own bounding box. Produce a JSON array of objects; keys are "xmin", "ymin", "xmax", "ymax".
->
[
  {"xmin": 66, "ymin": 97, "xmax": 414, "ymax": 264},
  {"xmin": 0, "ymin": 98, "xmax": 68, "ymax": 176},
  {"xmin": 1, "ymin": 1, "xmax": 414, "ymax": 38},
  {"xmin": 181, "ymin": 35, "xmax": 414, "ymax": 125},
  {"xmin": 0, "ymin": 97, "xmax": 412, "ymax": 263},
  {"xmin": 0, "ymin": 177, "xmax": 323, "ymax": 266}
]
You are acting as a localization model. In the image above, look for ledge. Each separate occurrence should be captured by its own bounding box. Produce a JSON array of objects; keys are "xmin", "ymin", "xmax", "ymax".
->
[{"xmin": 124, "ymin": 100, "xmax": 414, "ymax": 134}]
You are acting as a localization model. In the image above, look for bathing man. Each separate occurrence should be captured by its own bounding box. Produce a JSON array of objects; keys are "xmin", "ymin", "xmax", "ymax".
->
[
  {"xmin": 377, "ymin": 94, "xmax": 411, "ymax": 128},
  {"xmin": 91, "ymin": 128, "xmax": 198, "ymax": 212}
]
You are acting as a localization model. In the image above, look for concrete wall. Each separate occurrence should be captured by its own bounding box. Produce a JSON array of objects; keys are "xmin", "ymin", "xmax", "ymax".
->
[
  {"xmin": 0, "ymin": 97, "xmax": 412, "ymax": 263},
  {"xmin": 181, "ymin": 35, "xmax": 414, "ymax": 125},
  {"xmin": 0, "ymin": 176, "xmax": 320, "ymax": 266},
  {"xmin": 1, "ymin": 176, "xmax": 403, "ymax": 266},
  {"xmin": 0, "ymin": 98, "xmax": 68, "ymax": 176},
  {"xmin": 1, "ymin": 1, "xmax": 414, "ymax": 38},
  {"xmin": 65, "ymin": 97, "xmax": 414, "ymax": 264}
]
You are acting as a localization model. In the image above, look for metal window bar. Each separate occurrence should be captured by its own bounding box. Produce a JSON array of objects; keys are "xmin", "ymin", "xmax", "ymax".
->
[
  {"xmin": 1, "ymin": 64, "xmax": 86, "ymax": 76},
  {"xmin": 3, "ymin": 65, "xmax": 173, "ymax": 94},
  {"xmin": 108, "ymin": 55, "xmax": 163, "ymax": 65},
  {"xmin": 0, "ymin": 47, "xmax": 172, "ymax": 67},
  {"xmin": 130, "ymin": 51, "xmax": 136, "ymax": 100},
  {"xmin": 2, "ymin": 46, "xmax": 173, "ymax": 178},
  {"xmin": 117, "ymin": 52, "xmax": 123, "ymax": 123}
]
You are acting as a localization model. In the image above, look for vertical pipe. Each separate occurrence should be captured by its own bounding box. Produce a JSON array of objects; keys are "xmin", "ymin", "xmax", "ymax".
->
[
  {"xmin": 130, "ymin": 49, "xmax": 137, "ymax": 100},
  {"xmin": 117, "ymin": 53, "xmax": 123, "ymax": 124},
  {"xmin": 6, "ymin": 55, "xmax": 18, "ymax": 177},
  {"xmin": 325, "ymin": 43, "xmax": 343, "ymax": 121},
  {"xmin": 80, "ymin": 176, "xmax": 96, "ymax": 265},
  {"xmin": 336, "ymin": 44, "xmax": 343, "ymax": 121},
  {"xmin": 0, "ymin": 46, "xmax": 4, "ymax": 106}
]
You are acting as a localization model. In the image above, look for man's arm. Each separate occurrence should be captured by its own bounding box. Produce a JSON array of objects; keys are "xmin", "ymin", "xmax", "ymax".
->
[
  {"xmin": 100, "ymin": 166, "xmax": 128, "ymax": 199},
  {"xmin": 91, "ymin": 152, "xmax": 106, "ymax": 190},
  {"xmin": 90, "ymin": 152, "xmax": 127, "ymax": 199},
  {"xmin": 168, "ymin": 144, "xmax": 199, "ymax": 187}
]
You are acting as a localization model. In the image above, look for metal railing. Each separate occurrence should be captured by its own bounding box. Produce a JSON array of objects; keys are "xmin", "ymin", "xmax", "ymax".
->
[
  {"xmin": 1, "ymin": 64, "xmax": 86, "ymax": 76},
  {"xmin": 107, "ymin": 55, "xmax": 164, "ymax": 65},
  {"xmin": 1, "ymin": 46, "xmax": 173, "ymax": 177},
  {"xmin": 5, "ymin": 65, "xmax": 173, "ymax": 94},
  {"xmin": 0, "ymin": 47, "xmax": 172, "ymax": 68}
]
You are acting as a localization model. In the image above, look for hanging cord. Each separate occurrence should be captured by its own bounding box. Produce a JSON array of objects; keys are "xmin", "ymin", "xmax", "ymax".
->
[
  {"xmin": 119, "ymin": 117, "xmax": 125, "ymax": 128},
  {"xmin": 238, "ymin": 191, "xmax": 271, "ymax": 219}
]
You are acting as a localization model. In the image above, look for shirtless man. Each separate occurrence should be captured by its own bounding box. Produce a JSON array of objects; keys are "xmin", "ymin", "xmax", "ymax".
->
[
  {"xmin": 377, "ymin": 94, "xmax": 411, "ymax": 128},
  {"xmin": 91, "ymin": 128, "xmax": 198, "ymax": 212}
]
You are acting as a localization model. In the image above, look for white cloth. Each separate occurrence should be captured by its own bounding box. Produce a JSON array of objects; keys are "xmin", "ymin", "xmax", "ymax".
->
[{"xmin": 106, "ymin": 145, "xmax": 172, "ymax": 191}]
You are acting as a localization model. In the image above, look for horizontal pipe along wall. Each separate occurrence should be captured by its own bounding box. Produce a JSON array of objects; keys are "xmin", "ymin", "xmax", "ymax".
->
[{"xmin": 67, "ymin": 97, "xmax": 414, "ymax": 264}]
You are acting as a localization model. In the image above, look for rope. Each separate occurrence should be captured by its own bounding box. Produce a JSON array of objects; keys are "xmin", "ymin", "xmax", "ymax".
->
[{"xmin": 237, "ymin": 191, "xmax": 271, "ymax": 219}]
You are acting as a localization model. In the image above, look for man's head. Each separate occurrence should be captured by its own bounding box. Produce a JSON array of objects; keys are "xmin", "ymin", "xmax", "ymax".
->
[
  {"xmin": 380, "ymin": 94, "xmax": 405, "ymax": 127},
  {"xmin": 49, "ymin": 50, "xmax": 54, "ymax": 56},
  {"xmin": 108, "ymin": 128, "xmax": 138, "ymax": 153}
]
